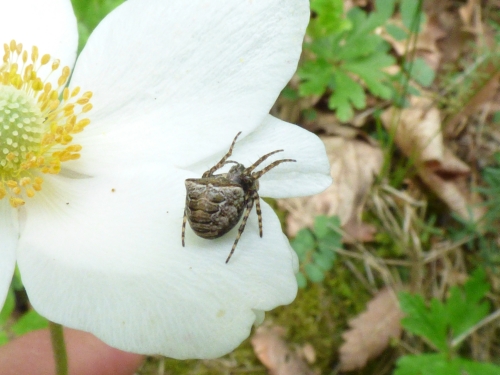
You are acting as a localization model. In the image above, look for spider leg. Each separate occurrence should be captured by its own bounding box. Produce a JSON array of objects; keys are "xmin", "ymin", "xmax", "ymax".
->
[
  {"xmin": 226, "ymin": 195, "xmax": 254, "ymax": 263},
  {"xmin": 254, "ymin": 191, "xmax": 263, "ymax": 237},
  {"xmin": 182, "ymin": 207, "xmax": 187, "ymax": 247},
  {"xmin": 202, "ymin": 131, "xmax": 242, "ymax": 178},
  {"xmin": 245, "ymin": 149, "xmax": 284, "ymax": 174},
  {"xmin": 252, "ymin": 159, "xmax": 296, "ymax": 179}
]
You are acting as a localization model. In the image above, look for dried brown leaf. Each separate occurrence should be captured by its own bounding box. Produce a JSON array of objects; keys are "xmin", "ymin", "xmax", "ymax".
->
[
  {"xmin": 381, "ymin": 96, "xmax": 443, "ymax": 164},
  {"xmin": 383, "ymin": 16, "xmax": 445, "ymax": 70},
  {"xmin": 339, "ymin": 288, "xmax": 404, "ymax": 371},
  {"xmin": 418, "ymin": 149, "xmax": 484, "ymax": 220},
  {"xmin": 251, "ymin": 326, "xmax": 315, "ymax": 375},
  {"xmin": 278, "ymin": 133, "xmax": 383, "ymax": 239},
  {"xmin": 458, "ymin": 0, "xmax": 478, "ymax": 27},
  {"xmin": 381, "ymin": 98, "xmax": 483, "ymax": 220}
]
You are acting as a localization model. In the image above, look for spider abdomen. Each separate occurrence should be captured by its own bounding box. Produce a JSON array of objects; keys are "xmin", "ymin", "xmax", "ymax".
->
[{"xmin": 185, "ymin": 177, "xmax": 246, "ymax": 239}]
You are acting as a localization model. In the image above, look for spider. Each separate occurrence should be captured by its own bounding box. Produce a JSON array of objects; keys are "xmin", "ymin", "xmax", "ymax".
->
[{"xmin": 182, "ymin": 131, "xmax": 295, "ymax": 263}]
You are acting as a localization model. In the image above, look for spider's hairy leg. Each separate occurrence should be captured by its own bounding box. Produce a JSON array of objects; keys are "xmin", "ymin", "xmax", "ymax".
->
[
  {"xmin": 182, "ymin": 207, "xmax": 188, "ymax": 247},
  {"xmin": 254, "ymin": 191, "xmax": 263, "ymax": 237},
  {"xmin": 202, "ymin": 131, "xmax": 242, "ymax": 178},
  {"xmin": 252, "ymin": 158, "xmax": 296, "ymax": 179},
  {"xmin": 245, "ymin": 149, "xmax": 284, "ymax": 174},
  {"xmin": 226, "ymin": 194, "xmax": 254, "ymax": 263}
]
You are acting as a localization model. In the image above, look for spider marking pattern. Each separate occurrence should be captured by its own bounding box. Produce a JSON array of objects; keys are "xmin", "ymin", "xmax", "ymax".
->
[{"xmin": 182, "ymin": 131, "xmax": 295, "ymax": 263}]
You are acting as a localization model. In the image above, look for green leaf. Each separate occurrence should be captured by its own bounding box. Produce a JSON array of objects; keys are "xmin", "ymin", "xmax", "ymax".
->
[
  {"xmin": 446, "ymin": 268, "xmax": 490, "ymax": 337},
  {"xmin": 395, "ymin": 353, "xmax": 451, "ymax": 375},
  {"xmin": 313, "ymin": 216, "xmax": 330, "ymax": 239},
  {"xmin": 375, "ymin": 0, "xmax": 397, "ymax": 20},
  {"xmin": 386, "ymin": 23, "xmax": 408, "ymax": 41},
  {"xmin": 71, "ymin": 0, "xmax": 125, "ymax": 52},
  {"xmin": 344, "ymin": 52, "xmax": 395, "ymax": 99},
  {"xmin": 328, "ymin": 70, "xmax": 366, "ymax": 121},
  {"xmin": 405, "ymin": 58, "xmax": 435, "ymax": 87},
  {"xmin": 298, "ymin": 59, "xmax": 333, "ymax": 97},
  {"xmin": 314, "ymin": 216, "xmax": 342, "ymax": 251},
  {"xmin": 456, "ymin": 357, "xmax": 500, "ymax": 375},
  {"xmin": 309, "ymin": 0, "xmax": 349, "ymax": 36},
  {"xmin": 395, "ymin": 354, "xmax": 500, "ymax": 375},
  {"xmin": 305, "ymin": 263, "xmax": 325, "ymax": 283},
  {"xmin": 280, "ymin": 86, "xmax": 299, "ymax": 100},
  {"xmin": 399, "ymin": 292, "xmax": 448, "ymax": 352},
  {"xmin": 11, "ymin": 310, "xmax": 48, "ymax": 336},
  {"xmin": 313, "ymin": 251, "xmax": 335, "ymax": 272},
  {"xmin": 291, "ymin": 228, "xmax": 316, "ymax": 260},
  {"xmin": 400, "ymin": 0, "xmax": 424, "ymax": 32}
]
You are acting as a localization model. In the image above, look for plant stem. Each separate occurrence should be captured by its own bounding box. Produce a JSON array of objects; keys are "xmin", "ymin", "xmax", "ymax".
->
[{"xmin": 49, "ymin": 321, "xmax": 68, "ymax": 375}]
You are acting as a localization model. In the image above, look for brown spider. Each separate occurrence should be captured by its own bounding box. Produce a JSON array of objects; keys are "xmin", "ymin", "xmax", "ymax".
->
[{"xmin": 182, "ymin": 131, "xmax": 295, "ymax": 263}]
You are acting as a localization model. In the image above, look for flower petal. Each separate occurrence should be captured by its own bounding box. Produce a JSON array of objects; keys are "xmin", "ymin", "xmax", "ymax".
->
[
  {"xmin": 0, "ymin": 0, "xmax": 78, "ymax": 79},
  {"xmin": 69, "ymin": 0, "xmax": 309, "ymax": 171},
  {"xmin": 187, "ymin": 115, "xmax": 332, "ymax": 198},
  {"xmin": 18, "ymin": 165, "xmax": 297, "ymax": 358},
  {"xmin": 0, "ymin": 201, "xmax": 18, "ymax": 308}
]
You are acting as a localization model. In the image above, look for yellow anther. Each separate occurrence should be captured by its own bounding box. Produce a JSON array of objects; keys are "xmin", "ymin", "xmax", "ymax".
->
[
  {"xmin": 26, "ymin": 189, "xmax": 35, "ymax": 198},
  {"xmin": 63, "ymin": 103, "xmax": 75, "ymax": 112},
  {"xmin": 3, "ymin": 44, "xmax": 9, "ymax": 54},
  {"xmin": 9, "ymin": 197, "xmax": 25, "ymax": 208},
  {"xmin": 52, "ymin": 59, "xmax": 60, "ymax": 70},
  {"xmin": 6, "ymin": 180, "xmax": 18, "ymax": 188},
  {"xmin": 19, "ymin": 177, "xmax": 31, "ymax": 186},
  {"xmin": 9, "ymin": 40, "xmax": 16, "ymax": 52},
  {"xmin": 12, "ymin": 186, "xmax": 21, "ymax": 195},
  {"xmin": 40, "ymin": 54, "xmax": 50, "ymax": 65},
  {"xmin": 31, "ymin": 46, "xmax": 38, "ymax": 62},
  {"xmin": 82, "ymin": 103, "xmax": 93, "ymax": 113},
  {"xmin": 57, "ymin": 74, "xmax": 67, "ymax": 87},
  {"xmin": 71, "ymin": 87, "xmax": 80, "ymax": 97},
  {"xmin": 32, "ymin": 77, "xmax": 43, "ymax": 91},
  {"xmin": 16, "ymin": 43, "xmax": 22, "ymax": 54},
  {"xmin": 61, "ymin": 135, "xmax": 73, "ymax": 144},
  {"xmin": 73, "ymin": 118, "xmax": 90, "ymax": 133},
  {"xmin": 76, "ymin": 97, "xmax": 89, "ymax": 105},
  {"xmin": 22, "ymin": 50, "xmax": 27, "ymax": 63},
  {"xmin": 63, "ymin": 87, "xmax": 69, "ymax": 101},
  {"xmin": 66, "ymin": 144, "xmax": 82, "ymax": 152},
  {"xmin": 44, "ymin": 82, "xmax": 52, "ymax": 92}
]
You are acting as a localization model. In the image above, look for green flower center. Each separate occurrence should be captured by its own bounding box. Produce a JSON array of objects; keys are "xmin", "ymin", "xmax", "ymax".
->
[{"xmin": 0, "ymin": 40, "xmax": 93, "ymax": 207}]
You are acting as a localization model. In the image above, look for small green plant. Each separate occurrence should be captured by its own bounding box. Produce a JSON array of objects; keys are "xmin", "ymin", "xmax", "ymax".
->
[
  {"xmin": 298, "ymin": 0, "xmax": 433, "ymax": 121},
  {"xmin": 450, "ymin": 153, "xmax": 500, "ymax": 269},
  {"xmin": 395, "ymin": 269, "xmax": 500, "ymax": 375},
  {"xmin": 291, "ymin": 215, "xmax": 341, "ymax": 287}
]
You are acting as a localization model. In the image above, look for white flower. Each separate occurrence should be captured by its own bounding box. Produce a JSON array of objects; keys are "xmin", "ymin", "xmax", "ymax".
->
[{"xmin": 0, "ymin": 0, "xmax": 331, "ymax": 359}]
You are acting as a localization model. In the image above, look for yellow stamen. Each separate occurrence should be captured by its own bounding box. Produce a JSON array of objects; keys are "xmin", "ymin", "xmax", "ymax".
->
[{"xmin": 0, "ymin": 40, "xmax": 92, "ymax": 208}]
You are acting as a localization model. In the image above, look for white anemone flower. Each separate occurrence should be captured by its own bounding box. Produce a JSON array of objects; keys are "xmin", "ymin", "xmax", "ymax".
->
[{"xmin": 0, "ymin": 0, "xmax": 331, "ymax": 359}]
